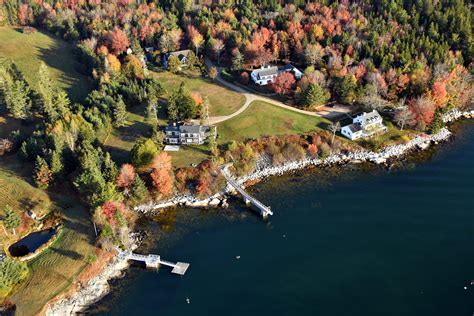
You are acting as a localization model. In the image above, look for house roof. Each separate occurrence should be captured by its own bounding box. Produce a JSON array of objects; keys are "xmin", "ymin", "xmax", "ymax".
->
[
  {"xmin": 165, "ymin": 124, "xmax": 209, "ymax": 134},
  {"xmin": 355, "ymin": 110, "xmax": 382, "ymax": 126},
  {"xmin": 280, "ymin": 64, "xmax": 302, "ymax": 74},
  {"xmin": 346, "ymin": 123, "xmax": 362, "ymax": 133},
  {"xmin": 167, "ymin": 50, "xmax": 191, "ymax": 62},
  {"xmin": 252, "ymin": 66, "xmax": 279, "ymax": 78}
]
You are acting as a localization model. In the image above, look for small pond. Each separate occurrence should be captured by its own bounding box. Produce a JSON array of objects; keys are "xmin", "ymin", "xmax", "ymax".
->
[{"xmin": 9, "ymin": 228, "xmax": 58, "ymax": 257}]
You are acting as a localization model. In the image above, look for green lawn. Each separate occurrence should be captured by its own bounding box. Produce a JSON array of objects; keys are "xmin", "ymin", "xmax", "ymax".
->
[
  {"xmin": 356, "ymin": 122, "xmax": 411, "ymax": 151},
  {"xmin": 0, "ymin": 26, "xmax": 93, "ymax": 102},
  {"xmin": 10, "ymin": 203, "xmax": 95, "ymax": 316},
  {"xmin": 0, "ymin": 157, "xmax": 95, "ymax": 315},
  {"xmin": 151, "ymin": 70, "xmax": 245, "ymax": 117},
  {"xmin": 217, "ymin": 101, "xmax": 330, "ymax": 144},
  {"xmin": 169, "ymin": 145, "xmax": 211, "ymax": 168}
]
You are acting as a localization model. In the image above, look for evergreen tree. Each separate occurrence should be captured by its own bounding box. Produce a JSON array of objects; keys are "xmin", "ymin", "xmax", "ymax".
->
[
  {"xmin": 0, "ymin": 66, "xmax": 32, "ymax": 119},
  {"xmin": 36, "ymin": 62, "xmax": 57, "ymax": 122},
  {"xmin": 3, "ymin": 205, "xmax": 20, "ymax": 235},
  {"xmin": 34, "ymin": 156, "xmax": 53, "ymax": 189},
  {"xmin": 130, "ymin": 175, "xmax": 148, "ymax": 205},
  {"xmin": 112, "ymin": 97, "xmax": 127, "ymax": 127},
  {"xmin": 300, "ymin": 83, "xmax": 330, "ymax": 109}
]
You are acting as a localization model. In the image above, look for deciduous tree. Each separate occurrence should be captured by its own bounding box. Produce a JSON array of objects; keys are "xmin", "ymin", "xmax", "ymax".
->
[{"xmin": 271, "ymin": 72, "xmax": 296, "ymax": 95}]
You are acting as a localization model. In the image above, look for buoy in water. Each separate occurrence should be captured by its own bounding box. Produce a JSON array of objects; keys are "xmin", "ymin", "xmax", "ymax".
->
[{"xmin": 186, "ymin": 297, "xmax": 190, "ymax": 304}]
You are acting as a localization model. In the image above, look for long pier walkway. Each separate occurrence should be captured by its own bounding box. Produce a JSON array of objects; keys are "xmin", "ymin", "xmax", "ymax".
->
[
  {"xmin": 119, "ymin": 251, "xmax": 190, "ymax": 275},
  {"xmin": 222, "ymin": 167, "xmax": 273, "ymax": 218}
]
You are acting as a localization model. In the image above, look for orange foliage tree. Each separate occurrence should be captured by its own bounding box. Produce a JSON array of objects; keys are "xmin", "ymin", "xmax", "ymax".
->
[
  {"xmin": 116, "ymin": 164, "xmax": 136, "ymax": 188},
  {"xmin": 150, "ymin": 152, "xmax": 174, "ymax": 197}
]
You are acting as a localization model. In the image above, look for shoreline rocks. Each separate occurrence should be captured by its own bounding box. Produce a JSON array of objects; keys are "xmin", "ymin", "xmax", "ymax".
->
[{"xmin": 43, "ymin": 109, "xmax": 473, "ymax": 315}]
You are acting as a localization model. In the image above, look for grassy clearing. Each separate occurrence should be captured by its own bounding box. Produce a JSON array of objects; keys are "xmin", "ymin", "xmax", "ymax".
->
[
  {"xmin": 0, "ymin": 168, "xmax": 52, "ymax": 220},
  {"xmin": 0, "ymin": 26, "xmax": 93, "ymax": 102},
  {"xmin": 169, "ymin": 145, "xmax": 211, "ymax": 168},
  {"xmin": 0, "ymin": 155, "xmax": 95, "ymax": 315},
  {"xmin": 151, "ymin": 69, "xmax": 245, "ymax": 117},
  {"xmin": 217, "ymin": 101, "xmax": 330, "ymax": 144},
  {"xmin": 10, "ymin": 203, "xmax": 95, "ymax": 316}
]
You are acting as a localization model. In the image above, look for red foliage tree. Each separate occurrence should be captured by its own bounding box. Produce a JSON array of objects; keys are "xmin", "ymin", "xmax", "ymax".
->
[
  {"xmin": 239, "ymin": 72, "xmax": 249, "ymax": 85},
  {"xmin": 271, "ymin": 72, "xmax": 296, "ymax": 95},
  {"xmin": 107, "ymin": 26, "xmax": 129, "ymax": 55},
  {"xmin": 116, "ymin": 164, "xmax": 136, "ymax": 188},
  {"xmin": 101, "ymin": 201, "xmax": 118, "ymax": 225},
  {"xmin": 408, "ymin": 96, "xmax": 436, "ymax": 128}
]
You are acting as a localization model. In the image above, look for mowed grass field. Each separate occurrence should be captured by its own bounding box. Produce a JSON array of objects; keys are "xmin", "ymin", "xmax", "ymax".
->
[
  {"xmin": 10, "ymin": 203, "xmax": 95, "ymax": 316},
  {"xmin": 151, "ymin": 70, "xmax": 245, "ymax": 117},
  {"xmin": 0, "ymin": 27, "xmax": 93, "ymax": 102},
  {"xmin": 0, "ymin": 157, "xmax": 96, "ymax": 315},
  {"xmin": 0, "ymin": 168, "xmax": 52, "ymax": 220},
  {"xmin": 217, "ymin": 101, "xmax": 330, "ymax": 144}
]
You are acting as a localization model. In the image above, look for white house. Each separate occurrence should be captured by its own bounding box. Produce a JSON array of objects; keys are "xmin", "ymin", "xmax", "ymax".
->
[
  {"xmin": 341, "ymin": 110, "xmax": 387, "ymax": 140},
  {"xmin": 165, "ymin": 123, "xmax": 212, "ymax": 145},
  {"xmin": 250, "ymin": 65, "xmax": 279, "ymax": 85},
  {"xmin": 251, "ymin": 64, "xmax": 304, "ymax": 86}
]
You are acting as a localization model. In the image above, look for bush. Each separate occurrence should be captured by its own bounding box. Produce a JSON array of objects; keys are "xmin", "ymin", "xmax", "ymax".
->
[
  {"xmin": 221, "ymin": 69, "xmax": 234, "ymax": 82},
  {"xmin": 130, "ymin": 139, "xmax": 158, "ymax": 168},
  {"xmin": 239, "ymin": 72, "xmax": 249, "ymax": 85},
  {"xmin": 319, "ymin": 142, "xmax": 331, "ymax": 158},
  {"xmin": 0, "ymin": 257, "xmax": 28, "ymax": 298}
]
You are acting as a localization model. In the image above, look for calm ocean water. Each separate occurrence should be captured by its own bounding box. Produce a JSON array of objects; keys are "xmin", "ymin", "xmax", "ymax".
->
[{"xmin": 89, "ymin": 122, "xmax": 474, "ymax": 316}]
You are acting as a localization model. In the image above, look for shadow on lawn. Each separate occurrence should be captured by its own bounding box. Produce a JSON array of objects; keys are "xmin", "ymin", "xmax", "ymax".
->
[
  {"xmin": 35, "ymin": 37, "xmax": 93, "ymax": 102},
  {"xmin": 50, "ymin": 247, "xmax": 85, "ymax": 261}
]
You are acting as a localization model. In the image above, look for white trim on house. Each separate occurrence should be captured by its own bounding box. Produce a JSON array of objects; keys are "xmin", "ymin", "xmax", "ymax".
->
[
  {"xmin": 250, "ymin": 64, "xmax": 304, "ymax": 86},
  {"xmin": 341, "ymin": 110, "xmax": 387, "ymax": 140}
]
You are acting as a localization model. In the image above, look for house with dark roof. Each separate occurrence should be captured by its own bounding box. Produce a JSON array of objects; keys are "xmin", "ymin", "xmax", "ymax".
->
[
  {"xmin": 164, "ymin": 123, "xmax": 212, "ymax": 145},
  {"xmin": 280, "ymin": 64, "xmax": 303, "ymax": 79},
  {"xmin": 250, "ymin": 64, "xmax": 304, "ymax": 86},
  {"xmin": 341, "ymin": 110, "xmax": 387, "ymax": 140},
  {"xmin": 250, "ymin": 65, "xmax": 279, "ymax": 85},
  {"xmin": 162, "ymin": 50, "xmax": 191, "ymax": 69}
]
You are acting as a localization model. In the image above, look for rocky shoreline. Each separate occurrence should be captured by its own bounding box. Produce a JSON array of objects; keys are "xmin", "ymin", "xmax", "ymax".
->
[
  {"xmin": 44, "ymin": 233, "xmax": 142, "ymax": 316},
  {"xmin": 135, "ymin": 110, "xmax": 474, "ymax": 215},
  {"xmin": 44, "ymin": 109, "xmax": 473, "ymax": 315}
]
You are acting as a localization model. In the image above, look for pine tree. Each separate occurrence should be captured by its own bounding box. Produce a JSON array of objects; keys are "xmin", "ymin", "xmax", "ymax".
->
[
  {"xmin": 34, "ymin": 156, "xmax": 53, "ymax": 189},
  {"xmin": 3, "ymin": 205, "xmax": 20, "ymax": 235},
  {"xmin": 49, "ymin": 149, "xmax": 64, "ymax": 176},
  {"xmin": 112, "ymin": 97, "xmax": 127, "ymax": 127},
  {"xmin": 130, "ymin": 175, "xmax": 148, "ymax": 205},
  {"xmin": 300, "ymin": 83, "xmax": 330, "ymax": 109},
  {"xmin": 36, "ymin": 62, "xmax": 57, "ymax": 122},
  {"xmin": 0, "ymin": 65, "xmax": 32, "ymax": 119}
]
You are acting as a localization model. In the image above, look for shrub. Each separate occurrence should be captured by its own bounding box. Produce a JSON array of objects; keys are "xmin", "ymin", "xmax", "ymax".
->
[
  {"xmin": 319, "ymin": 142, "xmax": 331, "ymax": 158},
  {"xmin": 130, "ymin": 139, "xmax": 158, "ymax": 168}
]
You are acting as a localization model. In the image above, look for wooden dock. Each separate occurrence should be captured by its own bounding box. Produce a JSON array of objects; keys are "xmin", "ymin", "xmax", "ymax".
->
[
  {"xmin": 120, "ymin": 251, "xmax": 190, "ymax": 275},
  {"xmin": 222, "ymin": 167, "xmax": 273, "ymax": 218}
]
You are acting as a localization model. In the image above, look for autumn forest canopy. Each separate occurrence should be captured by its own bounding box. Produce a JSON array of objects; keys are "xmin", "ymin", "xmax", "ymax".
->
[{"xmin": 0, "ymin": 0, "xmax": 473, "ymax": 251}]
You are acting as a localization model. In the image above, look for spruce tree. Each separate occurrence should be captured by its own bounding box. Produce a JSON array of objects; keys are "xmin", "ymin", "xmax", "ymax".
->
[
  {"xmin": 34, "ymin": 156, "xmax": 53, "ymax": 189},
  {"xmin": 3, "ymin": 205, "xmax": 20, "ymax": 235}
]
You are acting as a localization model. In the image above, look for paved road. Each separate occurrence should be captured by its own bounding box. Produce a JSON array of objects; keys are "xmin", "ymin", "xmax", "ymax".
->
[{"xmin": 204, "ymin": 59, "xmax": 353, "ymax": 124}]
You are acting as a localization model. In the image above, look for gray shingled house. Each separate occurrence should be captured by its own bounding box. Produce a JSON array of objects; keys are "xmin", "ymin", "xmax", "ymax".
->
[{"xmin": 165, "ymin": 123, "xmax": 211, "ymax": 145}]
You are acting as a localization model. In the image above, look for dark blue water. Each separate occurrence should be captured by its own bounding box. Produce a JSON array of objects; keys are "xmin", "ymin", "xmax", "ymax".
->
[
  {"xmin": 9, "ymin": 228, "xmax": 57, "ymax": 257},
  {"xmin": 91, "ymin": 122, "xmax": 474, "ymax": 316}
]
